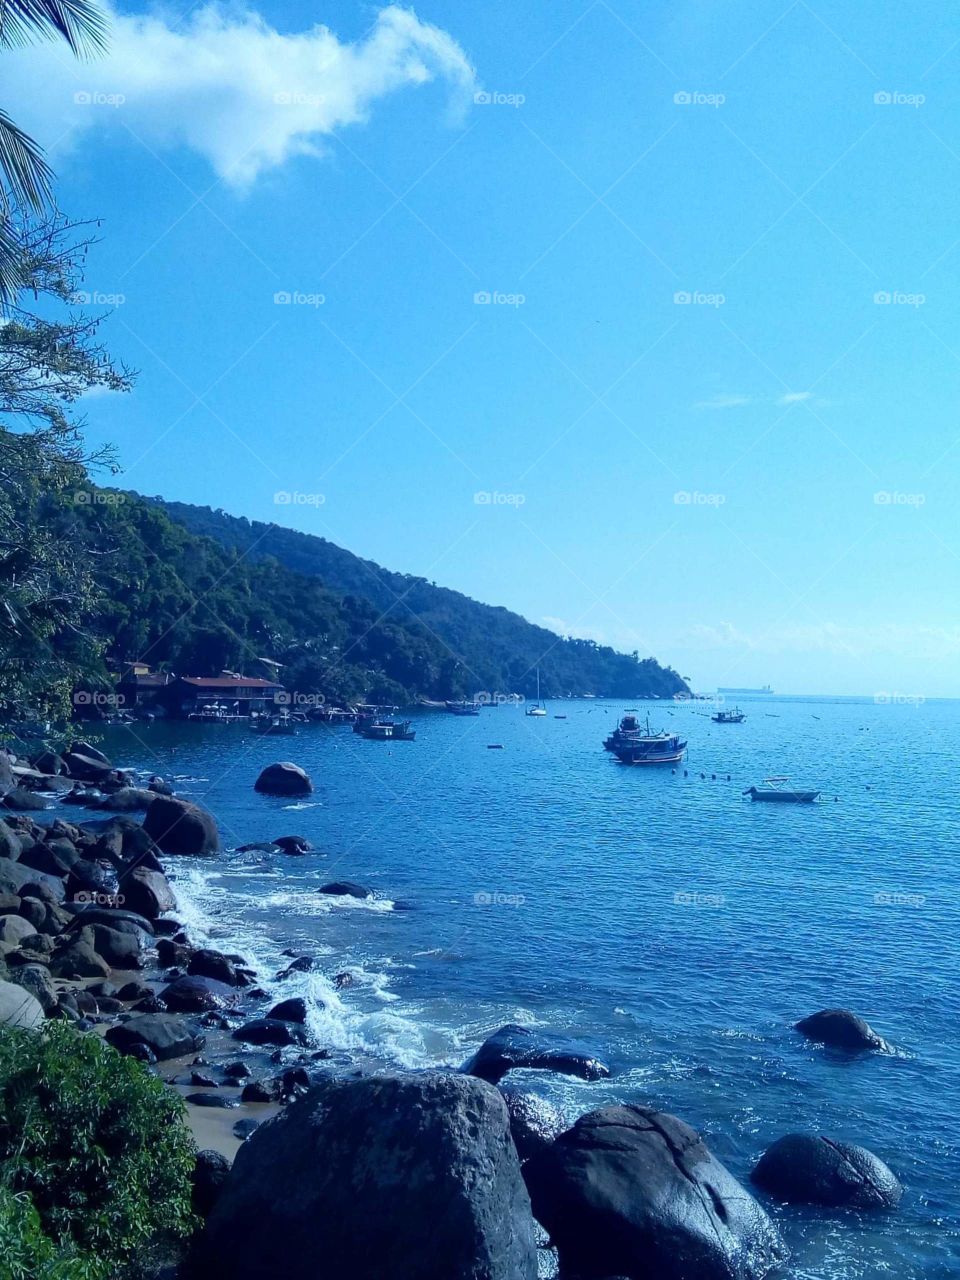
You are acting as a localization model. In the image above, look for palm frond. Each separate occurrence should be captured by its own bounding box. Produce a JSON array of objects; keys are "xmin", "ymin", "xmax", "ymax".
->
[
  {"xmin": 0, "ymin": 212, "xmax": 24, "ymax": 305},
  {"xmin": 0, "ymin": 0, "xmax": 108, "ymax": 56},
  {"xmin": 0, "ymin": 110, "xmax": 53, "ymax": 213}
]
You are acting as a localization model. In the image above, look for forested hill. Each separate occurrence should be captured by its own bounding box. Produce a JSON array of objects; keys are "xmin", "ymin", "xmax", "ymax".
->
[{"xmin": 146, "ymin": 496, "xmax": 689, "ymax": 701}]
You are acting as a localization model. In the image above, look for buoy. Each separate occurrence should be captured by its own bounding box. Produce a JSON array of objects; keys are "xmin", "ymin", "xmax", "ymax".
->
[
  {"xmin": 700, "ymin": 772, "xmax": 705, "ymax": 780},
  {"xmin": 487, "ymin": 744, "xmax": 503, "ymax": 750},
  {"xmin": 711, "ymin": 774, "xmax": 716, "ymax": 780},
  {"xmin": 684, "ymin": 770, "xmax": 688, "ymax": 777}
]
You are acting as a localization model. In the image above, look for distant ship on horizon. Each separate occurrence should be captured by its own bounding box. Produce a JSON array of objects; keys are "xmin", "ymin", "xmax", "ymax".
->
[{"xmin": 717, "ymin": 685, "xmax": 774, "ymax": 696}]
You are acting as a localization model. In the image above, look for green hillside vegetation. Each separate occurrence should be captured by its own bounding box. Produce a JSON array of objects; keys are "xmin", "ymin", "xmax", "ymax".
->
[{"xmin": 144, "ymin": 496, "xmax": 689, "ymax": 702}]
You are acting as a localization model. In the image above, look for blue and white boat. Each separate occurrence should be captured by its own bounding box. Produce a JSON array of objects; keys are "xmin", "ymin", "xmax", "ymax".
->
[
  {"xmin": 612, "ymin": 715, "xmax": 686, "ymax": 765},
  {"xmin": 603, "ymin": 712, "xmax": 643, "ymax": 752}
]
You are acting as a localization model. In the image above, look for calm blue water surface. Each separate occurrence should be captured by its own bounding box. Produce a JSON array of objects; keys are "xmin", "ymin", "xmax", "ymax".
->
[{"xmin": 92, "ymin": 696, "xmax": 960, "ymax": 1278}]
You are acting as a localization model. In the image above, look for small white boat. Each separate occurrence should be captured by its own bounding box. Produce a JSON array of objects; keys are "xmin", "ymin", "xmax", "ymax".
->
[
  {"xmin": 744, "ymin": 776, "xmax": 819, "ymax": 803},
  {"xmin": 526, "ymin": 667, "xmax": 547, "ymax": 716}
]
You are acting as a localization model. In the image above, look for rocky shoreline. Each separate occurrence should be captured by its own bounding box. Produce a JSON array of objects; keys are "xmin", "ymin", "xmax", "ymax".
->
[{"xmin": 0, "ymin": 743, "xmax": 905, "ymax": 1278}]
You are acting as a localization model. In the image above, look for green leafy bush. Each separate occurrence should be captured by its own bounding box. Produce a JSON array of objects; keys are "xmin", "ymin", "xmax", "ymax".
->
[{"xmin": 0, "ymin": 1023, "xmax": 197, "ymax": 1277}]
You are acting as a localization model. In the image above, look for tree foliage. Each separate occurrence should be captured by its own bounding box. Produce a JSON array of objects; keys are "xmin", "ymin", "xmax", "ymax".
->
[{"xmin": 0, "ymin": 1022, "xmax": 197, "ymax": 1278}]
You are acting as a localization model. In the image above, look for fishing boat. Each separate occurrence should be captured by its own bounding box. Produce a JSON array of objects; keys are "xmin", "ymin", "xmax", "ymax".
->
[
  {"xmin": 612, "ymin": 715, "xmax": 686, "ymax": 765},
  {"xmin": 526, "ymin": 668, "xmax": 547, "ymax": 716},
  {"xmin": 361, "ymin": 718, "xmax": 416, "ymax": 741},
  {"xmin": 446, "ymin": 700, "xmax": 480, "ymax": 717},
  {"xmin": 251, "ymin": 713, "xmax": 297, "ymax": 736},
  {"xmin": 603, "ymin": 713, "xmax": 642, "ymax": 751},
  {"xmin": 743, "ymin": 777, "xmax": 819, "ymax": 803},
  {"xmin": 712, "ymin": 707, "xmax": 746, "ymax": 723}
]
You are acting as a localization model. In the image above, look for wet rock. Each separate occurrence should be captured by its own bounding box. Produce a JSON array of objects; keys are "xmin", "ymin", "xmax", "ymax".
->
[
  {"xmin": 132, "ymin": 994, "xmax": 166, "ymax": 1014},
  {"xmin": 63, "ymin": 905, "xmax": 155, "ymax": 934},
  {"xmin": 273, "ymin": 835, "xmax": 313, "ymax": 854},
  {"xmin": 277, "ymin": 955, "xmax": 313, "ymax": 980},
  {"xmin": 795, "ymin": 1008, "xmax": 889, "ymax": 1053},
  {"xmin": 148, "ymin": 776, "xmax": 174, "ymax": 796},
  {"xmin": 193, "ymin": 1149, "xmax": 231, "ymax": 1217},
  {"xmin": 334, "ymin": 971, "xmax": 354, "ymax": 990},
  {"xmin": 116, "ymin": 980, "xmax": 151, "ymax": 1001},
  {"xmin": 188, "ymin": 948, "xmax": 241, "ymax": 987},
  {"xmin": 224, "ymin": 1061, "xmax": 251, "ymax": 1080},
  {"xmin": 0, "ymin": 824, "xmax": 22, "ymax": 860},
  {"xmin": 161, "ymin": 975, "xmax": 240, "ymax": 1013},
  {"xmin": 233, "ymin": 1118, "xmax": 260, "ymax": 1140},
  {"xmin": 500, "ymin": 1087, "xmax": 566, "ymax": 1162},
  {"xmin": 188, "ymin": 1092, "xmax": 239, "ymax": 1108},
  {"xmin": 525, "ymin": 1105, "xmax": 788, "ymax": 1280},
  {"xmin": 275, "ymin": 1066, "xmax": 312, "ymax": 1100},
  {"xmin": 266, "ymin": 996, "xmax": 308, "ymax": 1024},
  {"xmin": 106, "ymin": 1013, "xmax": 204, "ymax": 1061},
  {"xmin": 232, "ymin": 1018, "xmax": 308, "ymax": 1047},
  {"xmin": 254, "ymin": 762, "xmax": 313, "ymax": 797},
  {"xmin": 65, "ymin": 860, "xmax": 119, "ymax": 901},
  {"xmin": 241, "ymin": 1080, "xmax": 272, "ymax": 1102},
  {"xmin": 121, "ymin": 868, "xmax": 177, "ymax": 920},
  {"xmin": 157, "ymin": 937, "xmax": 193, "ymax": 968},
  {"xmin": 88, "ymin": 979, "xmax": 119, "ymax": 998},
  {"xmin": 752, "ymin": 1133, "xmax": 902, "ymax": 1209},
  {"xmin": 96, "ymin": 996, "xmax": 124, "ymax": 1015},
  {"xmin": 143, "ymin": 795, "xmax": 219, "ymax": 855},
  {"xmin": 0, "ymin": 978, "xmax": 45, "ymax": 1028},
  {"xmin": 198, "ymin": 1072, "xmax": 538, "ymax": 1280},
  {"xmin": 463, "ymin": 1024, "xmax": 611, "ymax": 1085},
  {"xmin": 318, "ymin": 881, "xmax": 372, "ymax": 899}
]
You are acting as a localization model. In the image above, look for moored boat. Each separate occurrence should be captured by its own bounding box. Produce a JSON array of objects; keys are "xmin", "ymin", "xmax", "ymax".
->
[
  {"xmin": 712, "ymin": 707, "xmax": 746, "ymax": 723},
  {"xmin": 612, "ymin": 715, "xmax": 686, "ymax": 765},
  {"xmin": 603, "ymin": 713, "xmax": 642, "ymax": 751},
  {"xmin": 446, "ymin": 700, "xmax": 480, "ymax": 717},
  {"xmin": 361, "ymin": 718, "xmax": 416, "ymax": 741}
]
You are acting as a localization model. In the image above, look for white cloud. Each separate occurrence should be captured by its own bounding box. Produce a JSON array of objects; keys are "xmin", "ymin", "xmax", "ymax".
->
[
  {"xmin": 778, "ymin": 391, "xmax": 812, "ymax": 404},
  {"xmin": 1, "ymin": 5, "xmax": 476, "ymax": 186}
]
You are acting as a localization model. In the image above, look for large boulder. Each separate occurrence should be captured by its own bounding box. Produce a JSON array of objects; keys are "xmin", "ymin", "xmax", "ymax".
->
[
  {"xmin": 95, "ymin": 787, "xmax": 156, "ymax": 812},
  {"xmin": 106, "ymin": 1012, "xmax": 204, "ymax": 1061},
  {"xmin": 795, "ymin": 1008, "xmax": 889, "ymax": 1053},
  {"xmin": 188, "ymin": 948, "xmax": 240, "ymax": 986},
  {"xmin": 143, "ymin": 795, "xmax": 219, "ymax": 855},
  {"xmin": 17, "ymin": 841, "xmax": 80, "ymax": 877},
  {"xmin": 500, "ymin": 1086, "xmax": 566, "ymax": 1162},
  {"xmin": 0, "ymin": 753, "xmax": 14, "ymax": 797},
  {"xmin": 9, "ymin": 964, "xmax": 57, "ymax": 1015},
  {"xmin": 198, "ymin": 1072, "xmax": 538, "ymax": 1280},
  {"xmin": 0, "ymin": 978, "xmax": 45, "ymax": 1028},
  {"xmin": 1, "ymin": 788, "xmax": 51, "ymax": 812},
  {"xmin": 231, "ymin": 1018, "xmax": 307, "ymax": 1047},
  {"xmin": 90, "ymin": 923, "xmax": 144, "ymax": 968},
  {"xmin": 525, "ymin": 1105, "xmax": 788, "ymax": 1280},
  {"xmin": 0, "ymin": 822, "xmax": 21, "ymax": 860},
  {"xmin": 121, "ymin": 868, "xmax": 176, "ymax": 920},
  {"xmin": 161, "ymin": 975, "xmax": 240, "ymax": 1013},
  {"xmin": 193, "ymin": 1149, "xmax": 232, "ymax": 1218},
  {"xmin": 50, "ymin": 926, "xmax": 111, "ymax": 979},
  {"xmin": 318, "ymin": 880, "xmax": 372, "ymax": 899},
  {"xmin": 254, "ymin": 762, "xmax": 313, "ymax": 797},
  {"xmin": 0, "ymin": 859, "xmax": 65, "ymax": 902},
  {"xmin": 0, "ymin": 914, "xmax": 38, "ymax": 947},
  {"xmin": 752, "ymin": 1133, "xmax": 902, "ymax": 1209},
  {"xmin": 463, "ymin": 1023, "xmax": 611, "ymax": 1085},
  {"xmin": 62, "ymin": 750, "xmax": 113, "ymax": 782}
]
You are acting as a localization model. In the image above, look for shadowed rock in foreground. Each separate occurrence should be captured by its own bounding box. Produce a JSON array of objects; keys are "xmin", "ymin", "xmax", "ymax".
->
[
  {"xmin": 195, "ymin": 1072, "xmax": 538, "ymax": 1280},
  {"xmin": 524, "ymin": 1104, "xmax": 788, "ymax": 1280}
]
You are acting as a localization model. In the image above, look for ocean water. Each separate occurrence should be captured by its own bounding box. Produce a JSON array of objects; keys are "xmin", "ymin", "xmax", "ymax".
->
[{"xmin": 91, "ymin": 696, "xmax": 960, "ymax": 1278}]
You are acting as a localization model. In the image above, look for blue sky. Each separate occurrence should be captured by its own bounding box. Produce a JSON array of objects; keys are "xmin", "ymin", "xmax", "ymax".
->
[{"xmin": 6, "ymin": 0, "xmax": 960, "ymax": 695}]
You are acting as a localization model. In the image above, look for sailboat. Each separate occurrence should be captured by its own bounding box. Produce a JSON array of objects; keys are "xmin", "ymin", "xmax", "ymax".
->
[{"xmin": 526, "ymin": 668, "xmax": 547, "ymax": 716}]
